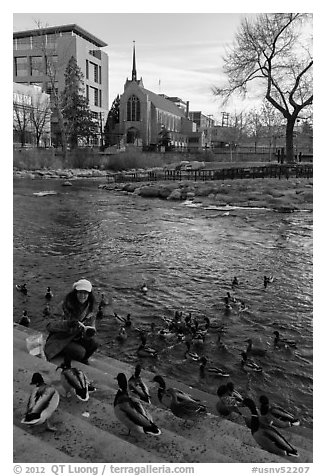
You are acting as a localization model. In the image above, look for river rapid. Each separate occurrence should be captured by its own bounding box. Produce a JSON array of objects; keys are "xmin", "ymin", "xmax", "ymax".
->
[{"xmin": 13, "ymin": 178, "xmax": 313, "ymax": 428}]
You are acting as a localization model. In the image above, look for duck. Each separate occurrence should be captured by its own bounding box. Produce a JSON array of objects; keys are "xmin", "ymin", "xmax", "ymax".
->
[
  {"xmin": 184, "ymin": 341, "xmax": 201, "ymax": 361},
  {"xmin": 232, "ymin": 276, "xmax": 239, "ymax": 288},
  {"xmin": 264, "ymin": 275, "xmax": 274, "ymax": 288},
  {"xmin": 259, "ymin": 395, "xmax": 300, "ymax": 428},
  {"xmin": 128, "ymin": 364, "xmax": 151, "ymax": 404},
  {"xmin": 96, "ymin": 305, "xmax": 104, "ymax": 320},
  {"xmin": 216, "ymin": 384, "xmax": 242, "ymax": 416},
  {"xmin": 242, "ymin": 397, "xmax": 299, "ymax": 458},
  {"xmin": 226, "ymin": 291, "xmax": 237, "ymax": 304},
  {"xmin": 21, "ymin": 372, "xmax": 60, "ymax": 431},
  {"xmin": 114, "ymin": 312, "xmax": 132, "ymax": 327},
  {"xmin": 273, "ymin": 331, "xmax": 297, "ymax": 349},
  {"xmin": 226, "ymin": 381, "xmax": 244, "ymax": 404},
  {"xmin": 240, "ymin": 352, "xmax": 263, "ymax": 373},
  {"xmin": 114, "ymin": 373, "xmax": 161, "ymax": 436},
  {"xmin": 152, "ymin": 375, "xmax": 203, "ymax": 409},
  {"xmin": 56, "ymin": 356, "xmax": 91, "ymax": 401},
  {"xmin": 43, "ymin": 303, "xmax": 51, "ymax": 317},
  {"xmin": 16, "ymin": 283, "xmax": 28, "ymax": 295},
  {"xmin": 199, "ymin": 356, "xmax": 230, "ymax": 378},
  {"xmin": 141, "ymin": 283, "xmax": 148, "ymax": 294},
  {"xmin": 164, "ymin": 387, "xmax": 207, "ymax": 421},
  {"xmin": 99, "ymin": 293, "xmax": 109, "ymax": 307},
  {"xmin": 19, "ymin": 310, "xmax": 30, "ymax": 328},
  {"xmin": 137, "ymin": 336, "xmax": 158, "ymax": 358},
  {"xmin": 116, "ymin": 326, "xmax": 127, "ymax": 344},
  {"xmin": 45, "ymin": 286, "xmax": 53, "ymax": 300},
  {"xmin": 157, "ymin": 328, "xmax": 175, "ymax": 340},
  {"xmin": 237, "ymin": 301, "xmax": 249, "ymax": 314},
  {"xmin": 191, "ymin": 331, "xmax": 206, "ymax": 347},
  {"xmin": 246, "ymin": 338, "xmax": 267, "ymax": 357}
]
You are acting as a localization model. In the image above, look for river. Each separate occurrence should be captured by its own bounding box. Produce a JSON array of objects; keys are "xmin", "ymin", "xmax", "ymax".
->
[{"xmin": 13, "ymin": 178, "xmax": 313, "ymax": 428}]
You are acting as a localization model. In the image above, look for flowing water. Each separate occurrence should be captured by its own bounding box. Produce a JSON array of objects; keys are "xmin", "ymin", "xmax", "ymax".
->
[{"xmin": 13, "ymin": 178, "xmax": 313, "ymax": 427}]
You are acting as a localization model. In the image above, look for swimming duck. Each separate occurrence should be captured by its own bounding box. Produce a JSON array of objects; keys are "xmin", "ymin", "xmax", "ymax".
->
[
  {"xmin": 232, "ymin": 276, "xmax": 239, "ymax": 288},
  {"xmin": 141, "ymin": 283, "xmax": 148, "ymax": 294},
  {"xmin": 96, "ymin": 305, "xmax": 104, "ymax": 320},
  {"xmin": 216, "ymin": 332, "xmax": 228, "ymax": 352},
  {"xmin": 43, "ymin": 303, "xmax": 51, "ymax": 317},
  {"xmin": 273, "ymin": 331, "xmax": 297, "ymax": 349},
  {"xmin": 184, "ymin": 341, "xmax": 201, "ymax": 361},
  {"xmin": 192, "ymin": 331, "xmax": 206, "ymax": 347},
  {"xmin": 114, "ymin": 373, "xmax": 161, "ymax": 436},
  {"xmin": 16, "ymin": 283, "xmax": 28, "ymax": 295},
  {"xmin": 56, "ymin": 356, "xmax": 91, "ymax": 401},
  {"xmin": 240, "ymin": 352, "xmax": 263, "ymax": 373},
  {"xmin": 21, "ymin": 372, "xmax": 60, "ymax": 431},
  {"xmin": 246, "ymin": 339, "xmax": 267, "ymax": 357},
  {"xmin": 128, "ymin": 364, "xmax": 151, "ymax": 404},
  {"xmin": 264, "ymin": 275, "xmax": 274, "ymax": 288},
  {"xmin": 199, "ymin": 356, "xmax": 230, "ymax": 378},
  {"xmin": 137, "ymin": 336, "xmax": 158, "ymax": 358},
  {"xmin": 152, "ymin": 375, "xmax": 203, "ymax": 409},
  {"xmin": 259, "ymin": 395, "xmax": 300, "ymax": 428},
  {"xmin": 114, "ymin": 312, "xmax": 129, "ymax": 326},
  {"xmin": 157, "ymin": 328, "xmax": 175, "ymax": 340},
  {"xmin": 237, "ymin": 301, "xmax": 249, "ymax": 314},
  {"xmin": 116, "ymin": 326, "xmax": 127, "ymax": 343},
  {"xmin": 19, "ymin": 310, "xmax": 30, "ymax": 328},
  {"xmin": 99, "ymin": 293, "xmax": 109, "ymax": 307},
  {"xmin": 242, "ymin": 397, "xmax": 299, "ymax": 458},
  {"xmin": 226, "ymin": 291, "xmax": 237, "ymax": 303},
  {"xmin": 226, "ymin": 381, "xmax": 244, "ymax": 404},
  {"xmin": 45, "ymin": 287, "xmax": 53, "ymax": 300},
  {"xmin": 216, "ymin": 384, "xmax": 242, "ymax": 416},
  {"xmin": 165, "ymin": 387, "xmax": 207, "ymax": 421}
]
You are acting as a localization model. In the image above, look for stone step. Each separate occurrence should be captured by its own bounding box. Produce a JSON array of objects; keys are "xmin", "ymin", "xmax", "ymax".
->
[
  {"xmin": 14, "ymin": 327, "xmax": 313, "ymax": 462},
  {"xmin": 13, "ymin": 425, "xmax": 89, "ymax": 463}
]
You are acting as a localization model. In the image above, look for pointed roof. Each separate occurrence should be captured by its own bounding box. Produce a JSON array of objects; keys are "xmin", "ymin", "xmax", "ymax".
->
[{"xmin": 132, "ymin": 41, "xmax": 137, "ymax": 81}]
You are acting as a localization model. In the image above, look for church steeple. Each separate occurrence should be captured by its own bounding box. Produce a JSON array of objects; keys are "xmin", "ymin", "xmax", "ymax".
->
[{"xmin": 132, "ymin": 41, "xmax": 137, "ymax": 81}]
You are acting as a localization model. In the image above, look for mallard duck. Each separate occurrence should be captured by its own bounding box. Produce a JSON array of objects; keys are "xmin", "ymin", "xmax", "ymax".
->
[
  {"xmin": 216, "ymin": 331, "xmax": 228, "ymax": 352},
  {"xmin": 56, "ymin": 356, "xmax": 91, "ymax": 401},
  {"xmin": 43, "ymin": 303, "xmax": 51, "ymax": 317},
  {"xmin": 99, "ymin": 293, "xmax": 109, "ymax": 307},
  {"xmin": 114, "ymin": 312, "xmax": 131, "ymax": 327},
  {"xmin": 192, "ymin": 331, "xmax": 205, "ymax": 347},
  {"xmin": 19, "ymin": 310, "xmax": 30, "ymax": 328},
  {"xmin": 232, "ymin": 276, "xmax": 239, "ymax": 287},
  {"xmin": 96, "ymin": 305, "xmax": 104, "ymax": 320},
  {"xmin": 240, "ymin": 352, "xmax": 263, "ymax": 373},
  {"xmin": 21, "ymin": 372, "xmax": 60, "ymax": 431},
  {"xmin": 259, "ymin": 395, "xmax": 300, "ymax": 428},
  {"xmin": 226, "ymin": 291, "xmax": 237, "ymax": 303},
  {"xmin": 246, "ymin": 339, "xmax": 267, "ymax": 357},
  {"xmin": 116, "ymin": 326, "xmax": 127, "ymax": 343},
  {"xmin": 16, "ymin": 283, "xmax": 28, "ymax": 295},
  {"xmin": 199, "ymin": 356, "xmax": 230, "ymax": 377},
  {"xmin": 45, "ymin": 287, "xmax": 53, "ymax": 300},
  {"xmin": 152, "ymin": 375, "xmax": 201, "ymax": 408},
  {"xmin": 141, "ymin": 283, "xmax": 148, "ymax": 294},
  {"xmin": 184, "ymin": 341, "xmax": 201, "ymax": 361},
  {"xmin": 157, "ymin": 328, "xmax": 175, "ymax": 340},
  {"xmin": 226, "ymin": 381, "xmax": 244, "ymax": 404},
  {"xmin": 128, "ymin": 364, "xmax": 151, "ymax": 404},
  {"xmin": 216, "ymin": 384, "xmax": 241, "ymax": 416},
  {"xmin": 273, "ymin": 331, "xmax": 297, "ymax": 349},
  {"xmin": 238, "ymin": 301, "xmax": 249, "ymax": 313},
  {"xmin": 114, "ymin": 373, "xmax": 161, "ymax": 436},
  {"xmin": 137, "ymin": 336, "xmax": 158, "ymax": 358},
  {"xmin": 165, "ymin": 387, "xmax": 207, "ymax": 421},
  {"xmin": 242, "ymin": 397, "xmax": 299, "ymax": 457},
  {"xmin": 264, "ymin": 275, "xmax": 274, "ymax": 288}
]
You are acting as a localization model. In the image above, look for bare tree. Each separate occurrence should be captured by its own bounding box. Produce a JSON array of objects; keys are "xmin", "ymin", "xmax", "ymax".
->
[
  {"xmin": 29, "ymin": 91, "xmax": 51, "ymax": 147},
  {"xmin": 13, "ymin": 99, "xmax": 31, "ymax": 148},
  {"xmin": 213, "ymin": 13, "xmax": 313, "ymax": 162}
]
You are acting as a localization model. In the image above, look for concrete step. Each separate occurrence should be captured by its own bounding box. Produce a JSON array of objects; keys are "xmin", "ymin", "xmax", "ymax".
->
[
  {"xmin": 13, "ymin": 327, "xmax": 313, "ymax": 462},
  {"xmin": 13, "ymin": 425, "xmax": 89, "ymax": 463}
]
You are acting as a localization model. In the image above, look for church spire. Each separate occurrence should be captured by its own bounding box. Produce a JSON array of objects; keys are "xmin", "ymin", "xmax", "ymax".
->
[{"xmin": 132, "ymin": 41, "xmax": 137, "ymax": 81}]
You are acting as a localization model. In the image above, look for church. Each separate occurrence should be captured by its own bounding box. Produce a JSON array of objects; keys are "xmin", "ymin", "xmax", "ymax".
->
[{"xmin": 118, "ymin": 43, "xmax": 200, "ymax": 150}]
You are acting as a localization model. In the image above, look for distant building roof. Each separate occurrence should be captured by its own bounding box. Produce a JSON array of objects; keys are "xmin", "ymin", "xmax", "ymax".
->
[
  {"xmin": 142, "ymin": 87, "xmax": 186, "ymax": 117},
  {"xmin": 13, "ymin": 24, "xmax": 107, "ymax": 48}
]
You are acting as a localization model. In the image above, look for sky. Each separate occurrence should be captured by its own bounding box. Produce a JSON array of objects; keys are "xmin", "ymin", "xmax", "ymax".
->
[{"xmin": 12, "ymin": 11, "xmax": 264, "ymax": 123}]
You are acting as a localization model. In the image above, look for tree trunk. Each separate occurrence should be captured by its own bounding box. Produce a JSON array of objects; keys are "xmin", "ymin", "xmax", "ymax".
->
[{"xmin": 285, "ymin": 118, "xmax": 296, "ymax": 163}]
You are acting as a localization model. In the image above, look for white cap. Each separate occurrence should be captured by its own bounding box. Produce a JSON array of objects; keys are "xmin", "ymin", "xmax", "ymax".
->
[{"xmin": 73, "ymin": 279, "xmax": 92, "ymax": 293}]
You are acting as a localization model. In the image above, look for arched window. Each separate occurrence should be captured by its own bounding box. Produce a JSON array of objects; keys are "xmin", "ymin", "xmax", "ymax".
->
[{"xmin": 127, "ymin": 95, "xmax": 140, "ymax": 121}]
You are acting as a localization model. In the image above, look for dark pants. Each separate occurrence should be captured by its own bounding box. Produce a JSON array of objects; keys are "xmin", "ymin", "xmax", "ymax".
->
[{"xmin": 61, "ymin": 336, "xmax": 98, "ymax": 363}]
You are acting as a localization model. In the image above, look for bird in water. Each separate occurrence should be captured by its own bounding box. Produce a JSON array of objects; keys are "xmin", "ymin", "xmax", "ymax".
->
[
  {"xmin": 242, "ymin": 397, "xmax": 299, "ymax": 458},
  {"xmin": 56, "ymin": 356, "xmax": 92, "ymax": 401},
  {"xmin": 273, "ymin": 331, "xmax": 297, "ymax": 349},
  {"xmin": 19, "ymin": 310, "xmax": 30, "ymax": 328},
  {"xmin": 16, "ymin": 283, "xmax": 28, "ymax": 295},
  {"xmin": 137, "ymin": 335, "xmax": 158, "ymax": 358},
  {"xmin": 21, "ymin": 372, "xmax": 60, "ymax": 432},
  {"xmin": 240, "ymin": 352, "xmax": 263, "ymax": 373},
  {"xmin": 99, "ymin": 293, "xmax": 109, "ymax": 307},
  {"xmin": 246, "ymin": 338, "xmax": 267, "ymax": 357},
  {"xmin": 96, "ymin": 305, "xmax": 104, "ymax": 320},
  {"xmin": 116, "ymin": 326, "xmax": 127, "ymax": 344},
  {"xmin": 232, "ymin": 276, "xmax": 239, "ymax": 289},
  {"xmin": 43, "ymin": 303, "xmax": 51, "ymax": 317},
  {"xmin": 128, "ymin": 364, "xmax": 151, "ymax": 404},
  {"xmin": 264, "ymin": 275, "xmax": 274, "ymax": 289},
  {"xmin": 216, "ymin": 331, "xmax": 228, "ymax": 352},
  {"xmin": 141, "ymin": 283, "xmax": 148, "ymax": 294},
  {"xmin": 114, "ymin": 373, "xmax": 161, "ymax": 437},
  {"xmin": 184, "ymin": 341, "xmax": 201, "ymax": 361},
  {"xmin": 152, "ymin": 375, "xmax": 204, "ymax": 409},
  {"xmin": 114, "ymin": 312, "xmax": 132, "ymax": 328},
  {"xmin": 45, "ymin": 287, "xmax": 53, "ymax": 300},
  {"xmin": 199, "ymin": 356, "xmax": 230, "ymax": 378},
  {"xmin": 259, "ymin": 395, "xmax": 300, "ymax": 428}
]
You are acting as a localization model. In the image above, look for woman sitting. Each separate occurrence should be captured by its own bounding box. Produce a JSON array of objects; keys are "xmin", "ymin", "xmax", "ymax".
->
[{"xmin": 44, "ymin": 279, "xmax": 98, "ymax": 365}]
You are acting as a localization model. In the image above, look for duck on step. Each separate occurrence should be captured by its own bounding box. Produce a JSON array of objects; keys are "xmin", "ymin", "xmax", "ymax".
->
[
  {"xmin": 114, "ymin": 373, "xmax": 161, "ymax": 437},
  {"xmin": 128, "ymin": 364, "xmax": 151, "ymax": 404},
  {"xmin": 242, "ymin": 397, "xmax": 299, "ymax": 458},
  {"xmin": 152, "ymin": 375, "xmax": 204, "ymax": 410},
  {"xmin": 56, "ymin": 356, "xmax": 93, "ymax": 401},
  {"xmin": 21, "ymin": 372, "xmax": 60, "ymax": 432},
  {"xmin": 259, "ymin": 395, "xmax": 300, "ymax": 428}
]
